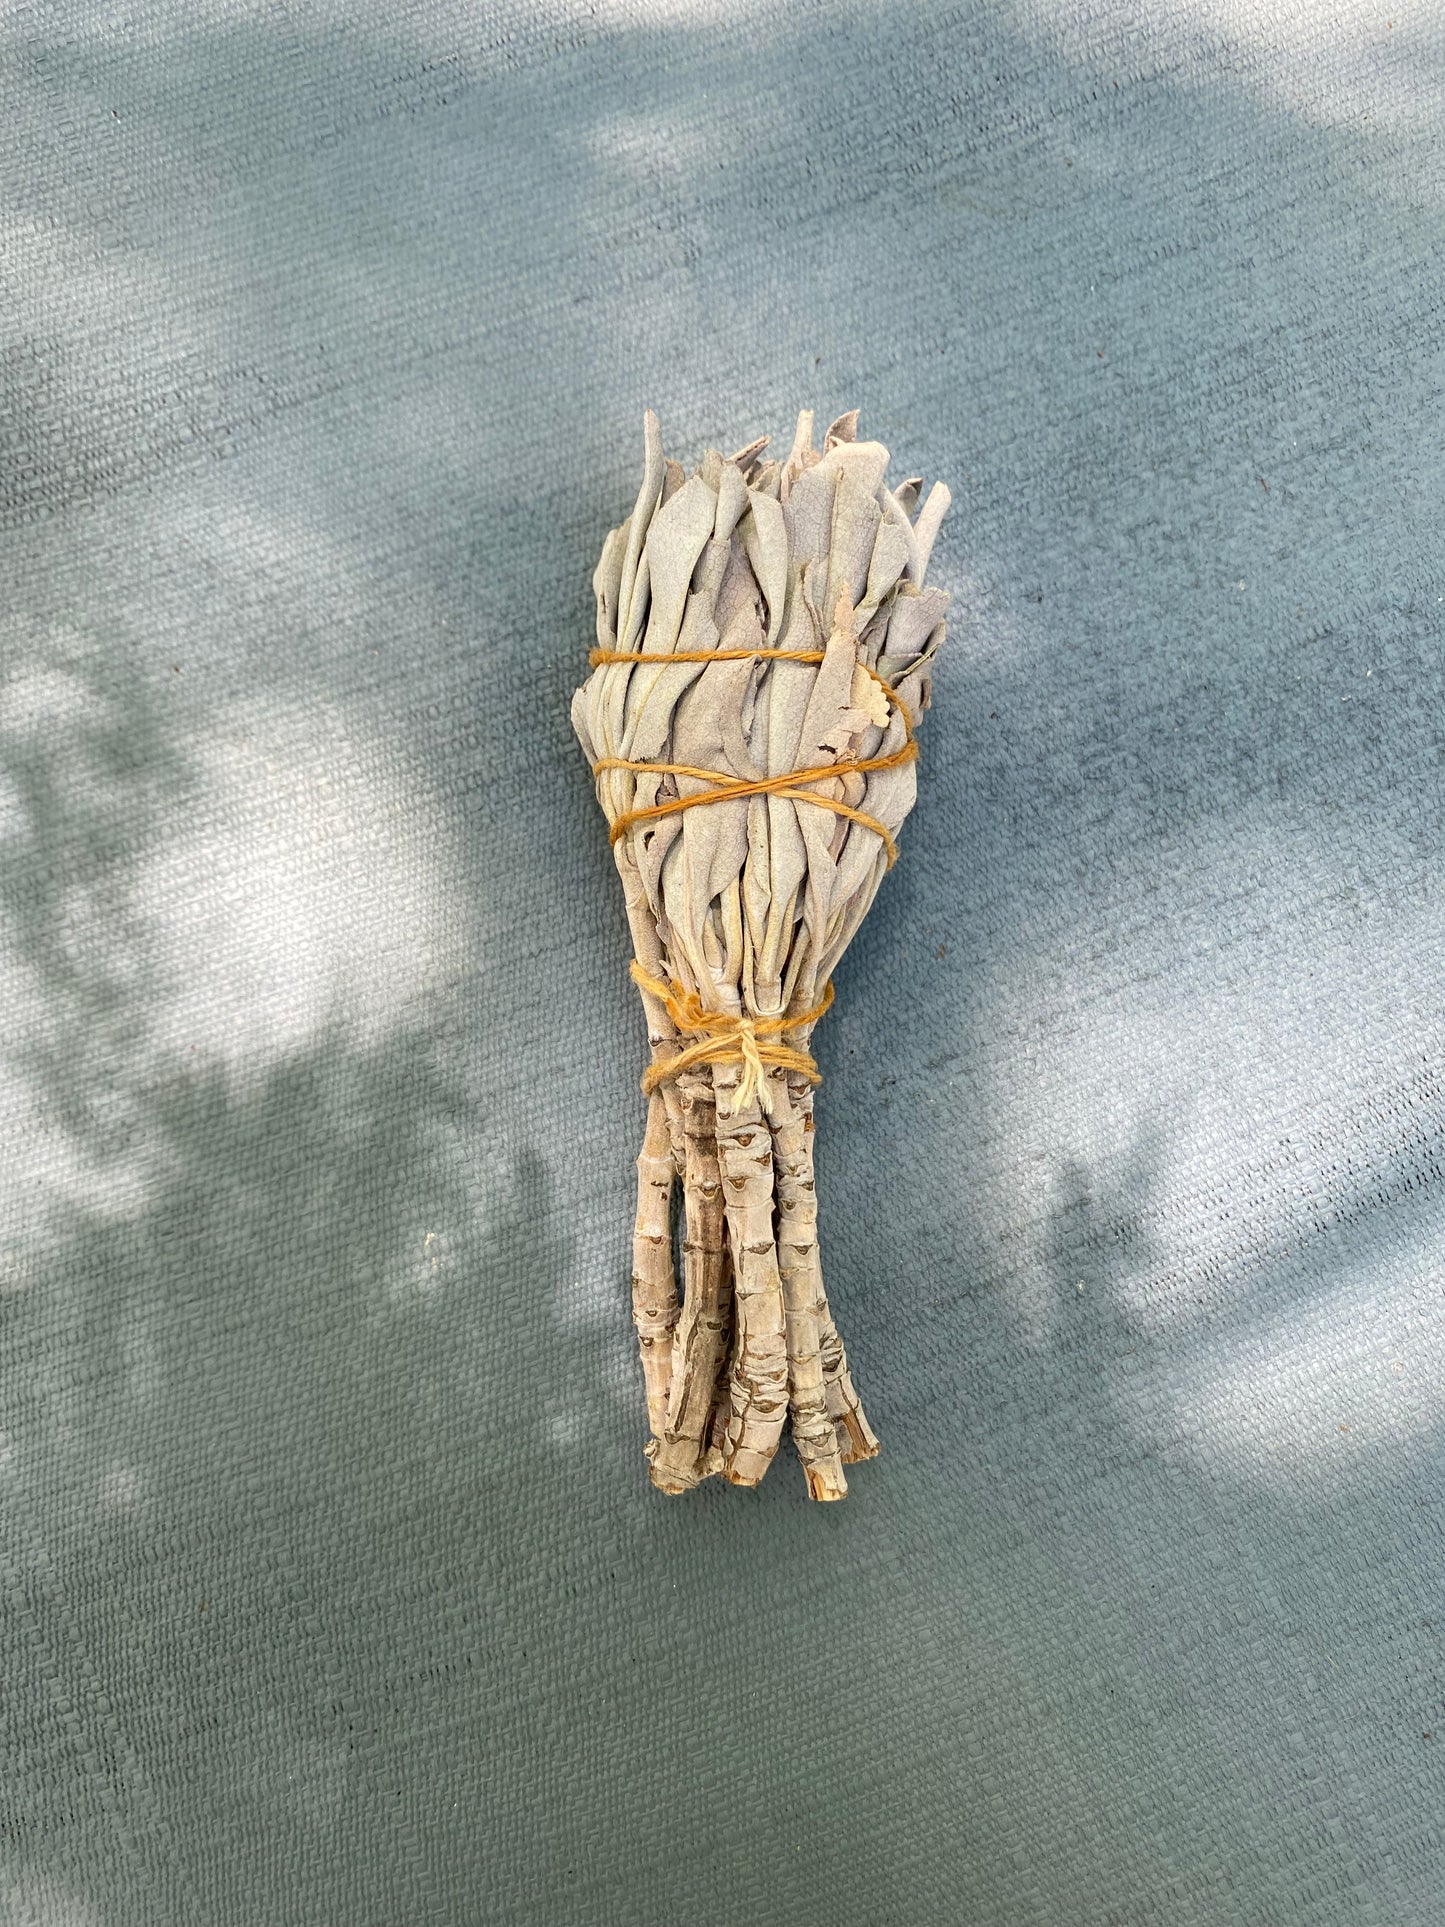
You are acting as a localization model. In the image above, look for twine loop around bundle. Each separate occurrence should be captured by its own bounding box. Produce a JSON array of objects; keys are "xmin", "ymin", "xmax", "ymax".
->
[
  {"xmin": 629, "ymin": 959, "xmax": 835, "ymax": 1112},
  {"xmin": 588, "ymin": 644, "xmax": 917, "ymax": 866}
]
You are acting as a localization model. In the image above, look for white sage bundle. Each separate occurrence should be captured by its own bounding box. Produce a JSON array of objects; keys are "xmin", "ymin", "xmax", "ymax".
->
[{"xmin": 571, "ymin": 405, "xmax": 951, "ymax": 1500}]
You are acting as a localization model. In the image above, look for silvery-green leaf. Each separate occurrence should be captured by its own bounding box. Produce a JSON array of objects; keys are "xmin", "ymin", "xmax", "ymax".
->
[
  {"xmin": 622, "ymin": 535, "xmax": 730, "ymax": 750},
  {"xmin": 584, "ymin": 513, "xmax": 637, "ymax": 770},
  {"xmin": 831, "ymin": 712, "xmax": 916, "ymax": 910},
  {"xmin": 672, "ymin": 657, "xmax": 754, "ymax": 952},
  {"xmin": 718, "ymin": 876, "xmax": 746, "ymax": 988},
  {"xmin": 849, "ymin": 660, "xmax": 892, "ymax": 731},
  {"xmin": 592, "ymin": 517, "xmax": 627, "ymax": 650},
  {"xmin": 795, "ymin": 613, "xmax": 864, "ymax": 769},
  {"xmin": 822, "ymin": 469, "xmax": 882, "ymax": 624},
  {"xmin": 819, "ymin": 438, "xmax": 889, "ymax": 496},
  {"xmin": 569, "ymin": 683, "xmax": 597, "ymax": 768},
  {"xmin": 603, "ymin": 539, "xmax": 650, "ymax": 747},
  {"xmin": 755, "ymin": 577, "xmax": 814, "ymax": 995},
  {"xmin": 878, "ymin": 582, "xmax": 951, "ymax": 668},
  {"xmin": 780, "ymin": 408, "xmax": 816, "ymax": 502},
  {"xmin": 713, "ymin": 538, "xmax": 764, "ymax": 647},
  {"xmin": 679, "ymin": 797, "xmax": 751, "ymax": 970},
  {"xmin": 713, "ymin": 458, "xmax": 749, "ymax": 544},
  {"xmin": 739, "ymin": 489, "xmax": 788, "ymax": 643},
  {"xmin": 632, "ymin": 473, "xmax": 716, "ymax": 658},
  {"xmin": 615, "ymin": 408, "xmax": 665, "ymax": 657},
  {"xmin": 750, "ymin": 460, "xmax": 782, "ymax": 501},
  {"xmin": 718, "ymin": 650, "xmax": 766, "ymax": 783},
  {"xmin": 855, "ymin": 517, "xmax": 913, "ymax": 631},
  {"xmin": 637, "ymin": 808, "xmax": 683, "ymax": 920},
  {"xmin": 622, "ymin": 637, "xmax": 713, "ymax": 762},
  {"xmin": 741, "ymin": 792, "xmax": 773, "ymax": 1004},
  {"xmin": 730, "ymin": 432, "xmax": 770, "ymax": 471},
  {"xmin": 764, "ymin": 581, "xmax": 820, "ymax": 775},
  {"xmin": 783, "ymin": 466, "xmax": 837, "ymax": 577},
  {"xmin": 873, "ymin": 488, "xmax": 921, "ymax": 600},
  {"xmin": 911, "ymin": 479, "xmax": 952, "ymax": 582},
  {"xmin": 816, "ymin": 841, "xmax": 890, "ymax": 986}
]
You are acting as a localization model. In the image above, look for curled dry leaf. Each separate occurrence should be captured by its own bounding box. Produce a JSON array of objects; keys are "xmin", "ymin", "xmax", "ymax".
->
[{"xmin": 571, "ymin": 405, "xmax": 951, "ymax": 1499}]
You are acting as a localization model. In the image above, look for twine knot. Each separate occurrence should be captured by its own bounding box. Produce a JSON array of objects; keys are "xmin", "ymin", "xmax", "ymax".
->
[{"xmin": 629, "ymin": 960, "xmax": 834, "ymax": 1112}]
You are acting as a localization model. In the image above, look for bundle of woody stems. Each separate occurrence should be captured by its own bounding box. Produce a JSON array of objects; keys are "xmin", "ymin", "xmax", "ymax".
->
[{"xmin": 571, "ymin": 404, "xmax": 951, "ymax": 1500}]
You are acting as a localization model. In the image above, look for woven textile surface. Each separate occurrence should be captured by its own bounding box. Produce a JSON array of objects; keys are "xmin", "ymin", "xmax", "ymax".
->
[{"xmin": 4, "ymin": 4, "xmax": 1443, "ymax": 1923}]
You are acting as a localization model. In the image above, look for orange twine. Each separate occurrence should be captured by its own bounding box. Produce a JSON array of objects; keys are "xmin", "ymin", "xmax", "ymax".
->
[
  {"xmin": 587, "ymin": 645, "xmax": 917, "ymax": 867},
  {"xmin": 629, "ymin": 959, "xmax": 835, "ymax": 1109}
]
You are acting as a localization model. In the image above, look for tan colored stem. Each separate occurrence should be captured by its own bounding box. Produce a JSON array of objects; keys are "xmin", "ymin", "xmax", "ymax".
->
[
  {"xmin": 613, "ymin": 844, "xmax": 686, "ymax": 1440},
  {"xmin": 703, "ymin": 1287, "xmax": 733, "ymax": 1480},
  {"xmin": 792, "ymin": 1073, "xmax": 880, "ymax": 1464},
  {"xmin": 631, "ymin": 1090, "xmax": 679, "ymax": 1441},
  {"xmin": 646, "ymin": 1068, "xmax": 733, "ymax": 1494},
  {"xmin": 713, "ymin": 1063, "xmax": 790, "ymax": 1485},
  {"xmin": 767, "ymin": 1065, "xmax": 848, "ymax": 1500},
  {"xmin": 614, "ymin": 843, "xmax": 686, "ymax": 1172}
]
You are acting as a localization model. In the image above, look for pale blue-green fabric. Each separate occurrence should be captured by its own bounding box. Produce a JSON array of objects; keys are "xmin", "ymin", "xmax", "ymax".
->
[{"xmin": 3, "ymin": 5, "xmax": 1443, "ymax": 1924}]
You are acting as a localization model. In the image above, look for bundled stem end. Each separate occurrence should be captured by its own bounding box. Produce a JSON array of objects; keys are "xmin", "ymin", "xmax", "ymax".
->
[{"xmin": 572, "ymin": 402, "xmax": 950, "ymax": 1501}]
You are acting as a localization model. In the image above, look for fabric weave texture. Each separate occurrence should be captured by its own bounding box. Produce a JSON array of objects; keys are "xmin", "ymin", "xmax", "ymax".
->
[{"xmin": 3, "ymin": 4, "xmax": 1443, "ymax": 1924}]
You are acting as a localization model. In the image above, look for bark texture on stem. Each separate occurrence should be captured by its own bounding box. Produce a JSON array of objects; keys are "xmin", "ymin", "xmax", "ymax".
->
[
  {"xmin": 646, "ymin": 1067, "xmax": 733, "ymax": 1494},
  {"xmin": 712, "ymin": 1063, "xmax": 790, "ymax": 1485},
  {"xmin": 631, "ymin": 1089, "xmax": 679, "ymax": 1442},
  {"xmin": 615, "ymin": 844, "xmax": 687, "ymax": 1442},
  {"xmin": 768, "ymin": 1065, "xmax": 849, "ymax": 1499},
  {"xmin": 794, "ymin": 1075, "xmax": 880, "ymax": 1465}
]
